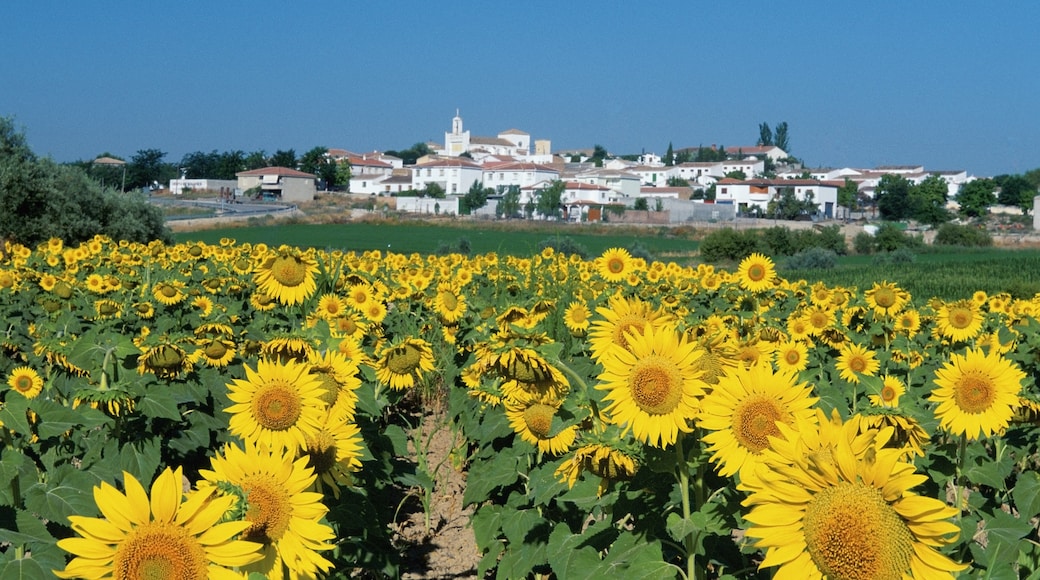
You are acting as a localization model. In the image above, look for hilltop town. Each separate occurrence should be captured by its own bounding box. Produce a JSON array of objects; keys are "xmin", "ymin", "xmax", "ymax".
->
[{"xmin": 160, "ymin": 111, "xmax": 1034, "ymax": 230}]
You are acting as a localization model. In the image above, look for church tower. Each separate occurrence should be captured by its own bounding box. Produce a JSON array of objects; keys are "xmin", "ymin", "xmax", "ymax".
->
[{"xmin": 445, "ymin": 109, "xmax": 470, "ymax": 156}]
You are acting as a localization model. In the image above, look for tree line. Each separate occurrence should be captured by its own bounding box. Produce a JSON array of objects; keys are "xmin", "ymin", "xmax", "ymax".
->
[{"xmin": 0, "ymin": 118, "xmax": 171, "ymax": 247}]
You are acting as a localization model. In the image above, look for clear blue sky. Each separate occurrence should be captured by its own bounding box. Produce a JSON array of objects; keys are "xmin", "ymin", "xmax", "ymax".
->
[{"xmin": 4, "ymin": 2, "xmax": 1038, "ymax": 177}]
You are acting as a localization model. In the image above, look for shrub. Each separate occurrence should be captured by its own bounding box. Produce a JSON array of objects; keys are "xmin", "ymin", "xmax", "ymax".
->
[
  {"xmin": 853, "ymin": 232, "xmax": 875, "ymax": 255},
  {"xmin": 784, "ymin": 247, "xmax": 839, "ymax": 270},
  {"xmin": 698, "ymin": 228, "xmax": 766, "ymax": 262},
  {"xmin": 934, "ymin": 223, "xmax": 993, "ymax": 247},
  {"xmin": 537, "ymin": 236, "xmax": 589, "ymax": 259},
  {"xmin": 626, "ymin": 241, "xmax": 655, "ymax": 262},
  {"xmin": 874, "ymin": 223, "xmax": 923, "ymax": 252},
  {"xmin": 872, "ymin": 247, "xmax": 916, "ymax": 265}
]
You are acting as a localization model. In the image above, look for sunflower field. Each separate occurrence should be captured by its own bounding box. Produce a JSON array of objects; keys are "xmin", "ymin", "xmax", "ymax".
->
[{"xmin": 2, "ymin": 235, "xmax": 1040, "ymax": 579}]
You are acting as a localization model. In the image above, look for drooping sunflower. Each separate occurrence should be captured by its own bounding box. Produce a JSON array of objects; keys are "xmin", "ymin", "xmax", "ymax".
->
[
  {"xmin": 197, "ymin": 442, "xmax": 335, "ymax": 580},
  {"xmin": 595, "ymin": 323, "xmax": 707, "ymax": 448},
  {"xmin": 935, "ymin": 299, "xmax": 983, "ymax": 342},
  {"xmin": 834, "ymin": 342, "xmax": 880, "ymax": 384},
  {"xmin": 7, "ymin": 366, "xmax": 44, "ymax": 399},
  {"xmin": 302, "ymin": 404, "xmax": 365, "ymax": 498},
  {"xmin": 253, "ymin": 247, "xmax": 319, "ymax": 306},
  {"xmin": 736, "ymin": 252, "xmax": 777, "ymax": 293},
  {"xmin": 928, "ymin": 347, "xmax": 1026, "ymax": 439},
  {"xmin": 856, "ymin": 410, "xmax": 931, "ymax": 458},
  {"xmin": 742, "ymin": 413, "xmax": 966, "ymax": 579},
  {"xmin": 225, "ymin": 359, "xmax": 327, "ymax": 453},
  {"xmin": 192, "ymin": 336, "xmax": 237, "ymax": 368},
  {"xmin": 699, "ymin": 362, "xmax": 818, "ymax": 479},
  {"xmin": 596, "ymin": 247, "xmax": 634, "ymax": 283},
  {"xmin": 55, "ymin": 466, "xmax": 263, "ymax": 580},
  {"xmin": 588, "ymin": 294, "xmax": 674, "ymax": 360},
  {"xmin": 374, "ymin": 337, "xmax": 436, "ymax": 390},
  {"xmin": 555, "ymin": 427, "xmax": 642, "ymax": 496},
  {"xmin": 306, "ymin": 349, "xmax": 362, "ymax": 417},
  {"xmin": 152, "ymin": 280, "xmax": 187, "ymax": 306},
  {"xmin": 504, "ymin": 395, "xmax": 577, "ymax": 455}
]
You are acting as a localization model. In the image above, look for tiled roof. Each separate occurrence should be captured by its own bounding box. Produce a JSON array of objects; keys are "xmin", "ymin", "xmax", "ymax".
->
[
  {"xmin": 236, "ymin": 167, "xmax": 316, "ymax": 178},
  {"xmin": 471, "ymin": 136, "xmax": 517, "ymax": 147},
  {"xmin": 499, "ymin": 128, "xmax": 529, "ymax": 135},
  {"xmin": 482, "ymin": 161, "xmax": 559, "ymax": 172},
  {"xmin": 413, "ymin": 157, "xmax": 482, "ymax": 169}
]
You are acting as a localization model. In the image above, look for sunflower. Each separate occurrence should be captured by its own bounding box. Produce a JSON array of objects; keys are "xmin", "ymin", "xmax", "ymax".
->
[
  {"xmin": 253, "ymin": 247, "xmax": 319, "ymax": 306},
  {"xmin": 55, "ymin": 466, "xmax": 262, "ymax": 580},
  {"xmin": 742, "ymin": 413, "xmax": 965, "ymax": 579},
  {"xmin": 596, "ymin": 247, "xmax": 634, "ymax": 282},
  {"xmin": 193, "ymin": 337, "xmax": 237, "ymax": 368},
  {"xmin": 306, "ymin": 349, "xmax": 362, "ymax": 416},
  {"xmin": 131, "ymin": 301, "xmax": 155, "ymax": 319},
  {"xmin": 936, "ymin": 299, "xmax": 983, "ymax": 342},
  {"xmin": 494, "ymin": 346, "xmax": 570, "ymax": 403},
  {"xmin": 736, "ymin": 252, "xmax": 776, "ymax": 293},
  {"xmin": 302, "ymin": 404, "xmax": 364, "ymax": 498},
  {"xmin": 699, "ymin": 362, "xmax": 818, "ymax": 479},
  {"xmin": 136, "ymin": 339, "xmax": 194, "ymax": 380},
  {"xmin": 555, "ymin": 432, "xmax": 642, "ymax": 496},
  {"xmin": 7, "ymin": 366, "xmax": 44, "ymax": 399},
  {"xmin": 774, "ymin": 340, "xmax": 810, "ymax": 375},
  {"xmin": 595, "ymin": 323, "xmax": 706, "ymax": 448},
  {"xmin": 152, "ymin": 280, "xmax": 187, "ymax": 306},
  {"xmin": 225, "ymin": 359, "xmax": 327, "ymax": 453},
  {"xmin": 588, "ymin": 294, "xmax": 673, "ymax": 360},
  {"xmin": 314, "ymin": 293, "xmax": 347, "ymax": 320},
  {"xmin": 893, "ymin": 308, "xmax": 921, "ymax": 335},
  {"xmin": 197, "ymin": 442, "xmax": 335, "ymax": 579},
  {"xmin": 563, "ymin": 301, "xmax": 592, "ymax": 335},
  {"xmin": 928, "ymin": 347, "xmax": 1025, "ymax": 439},
  {"xmin": 374, "ymin": 337, "xmax": 436, "ymax": 390},
  {"xmin": 834, "ymin": 342, "xmax": 880, "ymax": 384},
  {"xmin": 504, "ymin": 396, "xmax": 577, "ymax": 455},
  {"xmin": 868, "ymin": 374, "xmax": 905, "ymax": 408},
  {"xmin": 249, "ymin": 291, "xmax": 278, "ymax": 312},
  {"xmin": 857, "ymin": 411, "xmax": 931, "ymax": 458},
  {"xmin": 432, "ymin": 282, "xmax": 467, "ymax": 323},
  {"xmin": 864, "ymin": 280, "xmax": 910, "ymax": 318},
  {"xmin": 191, "ymin": 295, "xmax": 215, "ymax": 317}
]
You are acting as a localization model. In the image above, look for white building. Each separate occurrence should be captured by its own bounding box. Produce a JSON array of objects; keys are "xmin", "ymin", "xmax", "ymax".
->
[
  {"xmin": 411, "ymin": 157, "xmax": 484, "ymax": 195},
  {"xmin": 439, "ymin": 111, "xmax": 537, "ymax": 159},
  {"xmin": 482, "ymin": 161, "xmax": 560, "ymax": 191},
  {"xmin": 396, "ymin": 196, "xmax": 459, "ymax": 215},
  {"xmin": 714, "ymin": 178, "xmax": 839, "ymax": 218},
  {"xmin": 724, "ymin": 145, "xmax": 789, "ymax": 162},
  {"xmin": 673, "ymin": 162, "xmax": 726, "ymax": 186},
  {"xmin": 573, "ymin": 167, "xmax": 642, "ymax": 197}
]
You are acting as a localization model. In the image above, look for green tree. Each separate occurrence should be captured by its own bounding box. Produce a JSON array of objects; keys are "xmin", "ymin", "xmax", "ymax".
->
[
  {"xmin": 0, "ymin": 117, "xmax": 171, "ymax": 246},
  {"xmin": 758, "ymin": 122, "xmax": 773, "ymax": 147},
  {"xmin": 461, "ymin": 180, "xmax": 491, "ymax": 214},
  {"xmin": 590, "ymin": 144, "xmax": 609, "ymax": 167},
  {"xmin": 244, "ymin": 150, "xmax": 268, "ymax": 170},
  {"xmin": 837, "ymin": 178, "xmax": 859, "ymax": 220},
  {"xmin": 214, "ymin": 150, "xmax": 246, "ymax": 180},
  {"xmin": 875, "ymin": 174, "xmax": 913, "ymax": 220},
  {"xmin": 178, "ymin": 150, "xmax": 219, "ymax": 179},
  {"xmin": 664, "ymin": 142, "xmax": 675, "ymax": 166},
  {"xmin": 666, "ymin": 176, "xmax": 690, "ymax": 187},
  {"xmin": 536, "ymin": 180, "xmax": 565, "ymax": 219},
  {"xmin": 497, "ymin": 185, "xmax": 521, "ymax": 218},
  {"xmin": 633, "ymin": 197, "xmax": 649, "ymax": 210},
  {"xmin": 768, "ymin": 186, "xmax": 816, "ymax": 220},
  {"xmin": 956, "ymin": 178, "xmax": 996, "ymax": 218},
  {"xmin": 995, "ymin": 174, "xmax": 1036, "ymax": 213},
  {"xmin": 909, "ymin": 174, "xmax": 950, "ymax": 226},
  {"xmin": 300, "ymin": 146, "xmax": 338, "ymax": 190},
  {"xmin": 384, "ymin": 142, "xmax": 430, "ymax": 165},
  {"xmin": 724, "ymin": 170, "xmax": 746, "ymax": 180},
  {"xmin": 126, "ymin": 149, "xmax": 174, "ymax": 191},
  {"xmin": 423, "ymin": 182, "xmax": 445, "ymax": 199},
  {"xmin": 335, "ymin": 160, "xmax": 353, "ymax": 193},
  {"xmin": 773, "ymin": 122, "xmax": 790, "ymax": 152},
  {"xmin": 269, "ymin": 149, "xmax": 297, "ymax": 169}
]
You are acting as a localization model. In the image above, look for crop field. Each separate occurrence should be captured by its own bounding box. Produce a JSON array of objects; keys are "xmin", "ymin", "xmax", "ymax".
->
[
  {"xmin": 176, "ymin": 219, "xmax": 701, "ymax": 259},
  {"xmin": 4, "ymin": 233, "xmax": 1040, "ymax": 579}
]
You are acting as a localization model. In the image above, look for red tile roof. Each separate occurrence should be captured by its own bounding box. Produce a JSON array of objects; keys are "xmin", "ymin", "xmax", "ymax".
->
[{"xmin": 236, "ymin": 167, "xmax": 316, "ymax": 178}]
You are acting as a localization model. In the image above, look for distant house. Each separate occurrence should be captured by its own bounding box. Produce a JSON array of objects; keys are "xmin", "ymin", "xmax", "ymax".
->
[
  {"xmin": 724, "ymin": 145, "xmax": 788, "ymax": 162},
  {"xmin": 573, "ymin": 167, "xmax": 642, "ymax": 197},
  {"xmin": 168, "ymin": 178, "xmax": 238, "ymax": 196},
  {"xmin": 482, "ymin": 161, "xmax": 560, "ymax": 191},
  {"xmin": 411, "ymin": 157, "xmax": 483, "ymax": 195},
  {"xmin": 235, "ymin": 167, "xmax": 316, "ymax": 203},
  {"xmin": 715, "ymin": 178, "xmax": 839, "ymax": 218}
]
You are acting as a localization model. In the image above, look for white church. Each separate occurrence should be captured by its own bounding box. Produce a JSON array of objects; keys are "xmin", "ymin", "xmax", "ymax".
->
[{"xmin": 436, "ymin": 111, "xmax": 553, "ymax": 163}]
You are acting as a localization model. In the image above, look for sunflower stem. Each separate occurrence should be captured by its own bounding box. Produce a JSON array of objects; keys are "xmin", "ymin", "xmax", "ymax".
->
[
  {"xmin": 552, "ymin": 358, "xmax": 604, "ymax": 427},
  {"xmin": 954, "ymin": 433, "xmax": 967, "ymax": 521},
  {"xmin": 675, "ymin": 433, "xmax": 704, "ymax": 580}
]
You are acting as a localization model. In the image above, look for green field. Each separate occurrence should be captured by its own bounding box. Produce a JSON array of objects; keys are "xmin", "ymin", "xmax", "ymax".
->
[
  {"xmin": 175, "ymin": 220, "xmax": 700, "ymax": 259},
  {"xmin": 782, "ymin": 248, "xmax": 1040, "ymax": 300},
  {"xmin": 176, "ymin": 221, "xmax": 1040, "ymax": 301}
]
